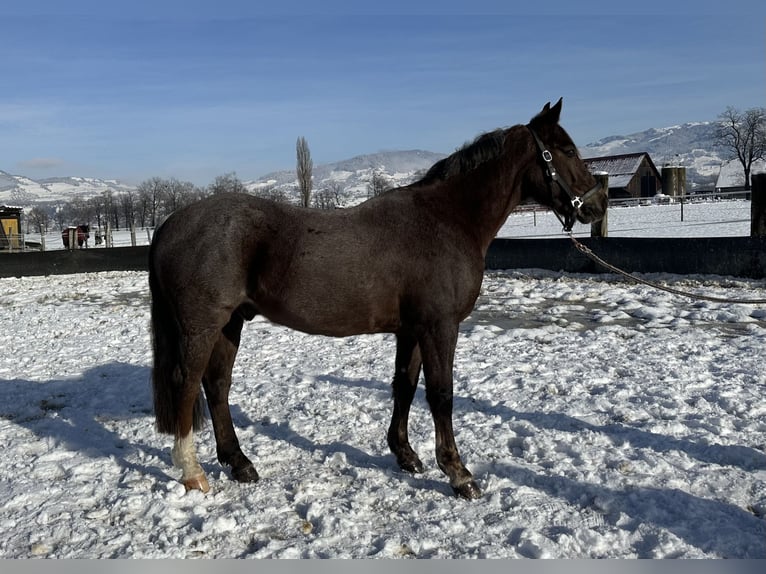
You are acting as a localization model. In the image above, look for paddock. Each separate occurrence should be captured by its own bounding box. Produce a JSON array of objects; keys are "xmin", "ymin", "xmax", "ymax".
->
[{"xmin": 0, "ymin": 270, "xmax": 763, "ymax": 558}]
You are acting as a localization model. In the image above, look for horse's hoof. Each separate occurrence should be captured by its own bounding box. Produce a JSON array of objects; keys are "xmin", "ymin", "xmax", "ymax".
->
[
  {"xmin": 399, "ymin": 458, "xmax": 425, "ymax": 474},
  {"xmin": 232, "ymin": 464, "xmax": 260, "ymax": 483},
  {"xmin": 453, "ymin": 480, "xmax": 481, "ymax": 500},
  {"xmin": 183, "ymin": 474, "xmax": 210, "ymax": 493}
]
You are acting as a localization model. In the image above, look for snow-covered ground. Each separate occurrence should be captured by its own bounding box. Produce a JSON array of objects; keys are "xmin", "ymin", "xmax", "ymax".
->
[
  {"xmin": 496, "ymin": 199, "xmax": 751, "ymax": 239},
  {"xmin": 1, "ymin": 264, "xmax": 765, "ymax": 558}
]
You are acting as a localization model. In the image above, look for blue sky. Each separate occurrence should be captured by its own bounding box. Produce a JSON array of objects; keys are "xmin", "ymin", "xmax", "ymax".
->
[{"xmin": 1, "ymin": 1, "xmax": 763, "ymax": 185}]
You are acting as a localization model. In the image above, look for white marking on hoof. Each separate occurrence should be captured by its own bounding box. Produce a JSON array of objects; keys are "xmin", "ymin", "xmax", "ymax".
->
[{"xmin": 171, "ymin": 432, "xmax": 208, "ymax": 493}]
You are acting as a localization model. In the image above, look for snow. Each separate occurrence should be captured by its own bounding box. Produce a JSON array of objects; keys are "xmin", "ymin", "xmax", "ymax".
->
[
  {"xmin": 1, "ymin": 260, "xmax": 765, "ymax": 557},
  {"xmin": 496, "ymin": 200, "xmax": 751, "ymax": 239}
]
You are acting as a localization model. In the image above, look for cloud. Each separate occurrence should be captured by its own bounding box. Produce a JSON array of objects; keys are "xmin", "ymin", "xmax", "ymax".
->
[{"xmin": 16, "ymin": 157, "xmax": 67, "ymax": 170}]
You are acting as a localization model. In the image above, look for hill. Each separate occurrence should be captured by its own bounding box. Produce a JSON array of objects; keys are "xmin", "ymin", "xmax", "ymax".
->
[{"xmin": 581, "ymin": 121, "xmax": 725, "ymax": 190}]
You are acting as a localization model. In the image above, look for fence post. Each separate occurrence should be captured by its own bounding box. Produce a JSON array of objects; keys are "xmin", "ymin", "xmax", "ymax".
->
[
  {"xmin": 752, "ymin": 173, "xmax": 766, "ymax": 237},
  {"xmin": 68, "ymin": 228, "xmax": 76, "ymax": 250},
  {"xmin": 591, "ymin": 172, "xmax": 609, "ymax": 237},
  {"xmin": 40, "ymin": 230, "xmax": 46, "ymax": 252},
  {"xmin": 130, "ymin": 225, "xmax": 137, "ymax": 247}
]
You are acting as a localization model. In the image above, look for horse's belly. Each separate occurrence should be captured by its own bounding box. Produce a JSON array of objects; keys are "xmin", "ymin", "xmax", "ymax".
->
[{"xmin": 257, "ymin": 293, "xmax": 400, "ymax": 337}]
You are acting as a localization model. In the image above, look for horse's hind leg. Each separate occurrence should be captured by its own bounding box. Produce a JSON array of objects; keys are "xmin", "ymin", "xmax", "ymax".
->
[
  {"xmin": 387, "ymin": 332, "xmax": 425, "ymax": 473},
  {"xmin": 170, "ymin": 330, "xmax": 218, "ymax": 493},
  {"xmin": 202, "ymin": 312, "xmax": 259, "ymax": 483}
]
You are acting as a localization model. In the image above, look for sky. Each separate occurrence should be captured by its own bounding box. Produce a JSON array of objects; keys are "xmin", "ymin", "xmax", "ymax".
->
[{"xmin": 0, "ymin": 0, "xmax": 764, "ymax": 186}]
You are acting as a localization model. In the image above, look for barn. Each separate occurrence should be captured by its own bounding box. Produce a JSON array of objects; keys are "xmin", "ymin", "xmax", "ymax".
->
[
  {"xmin": 584, "ymin": 152, "xmax": 662, "ymax": 199},
  {"xmin": 715, "ymin": 158, "xmax": 766, "ymax": 196}
]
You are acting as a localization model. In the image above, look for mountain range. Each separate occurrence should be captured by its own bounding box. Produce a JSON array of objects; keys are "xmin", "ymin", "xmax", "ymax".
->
[{"xmin": 0, "ymin": 121, "xmax": 730, "ymax": 208}]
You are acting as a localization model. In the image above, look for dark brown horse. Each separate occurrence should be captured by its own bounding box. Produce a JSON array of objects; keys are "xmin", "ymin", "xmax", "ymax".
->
[{"xmin": 149, "ymin": 99, "xmax": 607, "ymax": 499}]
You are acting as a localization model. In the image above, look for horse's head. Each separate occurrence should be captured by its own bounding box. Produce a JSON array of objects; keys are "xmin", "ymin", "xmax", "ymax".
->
[{"xmin": 524, "ymin": 98, "xmax": 607, "ymax": 231}]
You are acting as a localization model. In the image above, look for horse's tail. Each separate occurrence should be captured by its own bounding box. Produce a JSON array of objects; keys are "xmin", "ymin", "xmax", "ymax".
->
[{"xmin": 149, "ymin": 225, "xmax": 206, "ymax": 435}]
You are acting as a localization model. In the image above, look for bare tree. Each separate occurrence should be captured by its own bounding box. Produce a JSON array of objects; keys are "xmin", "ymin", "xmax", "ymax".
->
[
  {"xmin": 252, "ymin": 184, "xmax": 288, "ymax": 203},
  {"xmin": 119, "ymin": 188, "xmax": 137, "ymax": 229},
  {"xmin": 367, "ymin": 169, "xmax": 393, "ymax": 198},
  {"xmin": 163, "ymin": 178, "xmax": 200, "ymax": 214},
  {"xmin": 296, "ymin": 136, "xmax": 313, "ymax": 207},
  {"xmin": 715, "ymin": 106, "xmax": 766, "ymax": 190},
  {"xmin": 208, "ymin": 172, "xmax": 247, "ymax": 195},
  {"xmin": 137, "ymin": 177, "xmax": 169, "ymax": 227},
  {"xmin": 313, "ymin": 180, "xmax": 346, "ymax": 209},
  {"xmin": 27, "ymin": 206, "xmax": 51, "ymax": 234}
]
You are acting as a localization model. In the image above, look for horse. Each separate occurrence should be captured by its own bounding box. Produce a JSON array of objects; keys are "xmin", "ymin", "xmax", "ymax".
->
[
  {"xmin": 61, "ymin": 224, "xmax": 90, "ymax": 249},
  {"xmin": 149, "ymin": 99, "xmax": 607, "ymax": 499}
]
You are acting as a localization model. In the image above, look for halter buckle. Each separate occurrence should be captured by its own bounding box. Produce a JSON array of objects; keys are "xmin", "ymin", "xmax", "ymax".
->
[
  {"xmin": 571, "ymin": 197, "xmax": 584, "ymax": 210},
  {"xmin": 542, "ymin": 150, "xmax": 553, "ymax": 163}
]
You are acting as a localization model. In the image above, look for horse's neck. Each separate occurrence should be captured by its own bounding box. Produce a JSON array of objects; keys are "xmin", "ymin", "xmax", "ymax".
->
[{"xmin": 449, "ymin": 157, "xmax": 525, "ymax": 253}]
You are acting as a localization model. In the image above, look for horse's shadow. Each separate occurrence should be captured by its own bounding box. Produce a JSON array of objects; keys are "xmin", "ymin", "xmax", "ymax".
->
[
  {"xmin": 0, "ymin": 362, "xmax": 175, "ymax": 483},
  {"xmin": 322, "ymin": 374, "xmax": 766, "ymax": 472},
  {"xmin": 4, "ymin": 365, "xmax": 763, "ymax": 481},
  {"xmin": 313, "ymin": 375, "xmax": 765, "ymax": 557}
]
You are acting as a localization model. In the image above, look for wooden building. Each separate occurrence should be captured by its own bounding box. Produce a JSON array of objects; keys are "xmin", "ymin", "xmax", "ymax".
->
[
  {"xmin": 584, "ymin": 153, "xmax": 662, "ymax": 199},
  {"xmin": 0, "ymin": 205, "xmax": 22, "ymax": 250}
]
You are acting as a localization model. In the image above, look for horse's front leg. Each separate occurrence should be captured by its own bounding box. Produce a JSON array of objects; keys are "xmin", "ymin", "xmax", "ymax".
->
[
  {"xmin": 419, "ymin": 321, "xmax": 481, "ymax": 499},
  {"xmin": 387, "ymin": 332, "xmax": 424, "ymax": 473}
]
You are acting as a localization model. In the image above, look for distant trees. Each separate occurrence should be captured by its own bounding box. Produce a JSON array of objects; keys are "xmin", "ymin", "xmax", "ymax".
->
[
  {"xmin": 714, "ymin": 106, "xmax": 766, "ymax": 190},
  {"xmin": 24, "ymin": 159, "xmax": 407, "ymax": 235},
  {"xmin": 367, "ymin": 169, "xmax": 393, "ymax": 198},
  {"xmin": 313, "ymin": 181, "xmax": 345, "ymax": 210},
  {"xmin": 26, "ymin": 207, "xmax": 50, "ymax": 233},
  {"xmin": 208, "ymin": 172, "xmax": 247, "ymax": 195},
  {"xmin": 296, "ymin": 136, "xmax": 313, "ymax": 207}
]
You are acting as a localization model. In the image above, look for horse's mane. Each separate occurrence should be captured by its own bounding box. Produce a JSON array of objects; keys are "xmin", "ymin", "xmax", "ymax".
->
[{"xmin": 413, "ymin": 128, "xmax": 508, "ymax": 186}]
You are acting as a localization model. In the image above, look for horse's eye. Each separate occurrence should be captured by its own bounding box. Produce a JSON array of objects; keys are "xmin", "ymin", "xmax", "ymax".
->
[{"xmin": 565, "ymin": 149, "xmax": 577, "ymax": 158}]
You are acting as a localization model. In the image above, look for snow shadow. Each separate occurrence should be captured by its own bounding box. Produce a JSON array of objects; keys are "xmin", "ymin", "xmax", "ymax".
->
[
  {"xmin": 224, "ymin": 377, "xmax": 455, "ymax": 497},
  {"xmin": 0, "ymin": 362, "xmax": 174, "ymax": 482},
  {"xmin": 316, "ymin": 375, "xmax": 766, "ymax": 557},
  {"xmin": 325, "ymin": 374, "xmax": 766, "ymax": 472},
  {"xmin": 487, "ymin": 461, "xmax": 766, "ymax": 558}
]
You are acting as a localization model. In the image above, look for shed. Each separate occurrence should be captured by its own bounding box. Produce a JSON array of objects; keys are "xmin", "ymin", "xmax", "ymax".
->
[
  {"xmin": 0, "ymin": 205, "xmax": 22, "ymax": 250},
  {"xmin": 715, "ymin": 158, "xmax": 766, "ymax": 195},
  {"xmin": 584, "ymin": 153, "xmax": 662, "ymax": 199}
]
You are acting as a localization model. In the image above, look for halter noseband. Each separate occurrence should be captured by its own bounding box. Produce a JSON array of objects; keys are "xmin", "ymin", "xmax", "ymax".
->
[{"xmin": 527, "ymin": 126, "xmax": 602, "ymax": 232}]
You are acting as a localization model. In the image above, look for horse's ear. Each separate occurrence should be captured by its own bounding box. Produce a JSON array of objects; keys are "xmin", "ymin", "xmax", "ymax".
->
[
  {"xmin": 549, "ymin": 97, "xmax": 563, "ymax": 123},
  {"xmin": 530, "ymin": 99, "xmax": 561, "ymax": 127}
]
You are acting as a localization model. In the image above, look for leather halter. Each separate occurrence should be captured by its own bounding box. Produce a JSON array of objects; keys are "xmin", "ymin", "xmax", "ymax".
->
[{"xmin": 528, "ymin": 127, "xmax": 602, "ymax": 232}]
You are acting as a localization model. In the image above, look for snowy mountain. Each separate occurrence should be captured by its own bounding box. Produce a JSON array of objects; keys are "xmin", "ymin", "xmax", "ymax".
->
[
  {"xmin": 1, "ymin": 121, "xmax": 736, "ymax": 207},
  {"xmin": 0, "ymin": 171, "xmax": 136, "ymax": 207},
  {"xmin": 245, "ymin": 149, "xmax": 446, "ymax": 206},
  {"xmin": 581, "ymin": 121, "xmax": 726, "ymax": 189}
]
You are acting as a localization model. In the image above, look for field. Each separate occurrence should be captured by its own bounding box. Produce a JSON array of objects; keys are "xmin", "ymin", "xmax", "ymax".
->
[{"xmin": 0, "ymin": 200, "xmax": 764, "ymax": 558}]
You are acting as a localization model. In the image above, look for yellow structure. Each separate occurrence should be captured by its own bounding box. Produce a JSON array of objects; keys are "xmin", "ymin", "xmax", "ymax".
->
[{"xmin": 0, "ymin": 206, "xmax": 22, "ymax": 250}]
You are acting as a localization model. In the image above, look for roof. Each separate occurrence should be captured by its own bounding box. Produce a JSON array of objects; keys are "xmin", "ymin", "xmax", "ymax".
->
[
  {"xmin": 583, "ymin": 152, "xmax": 659, "ymax": 189},
  {"xmin": 715, "ymin": 158, "xmax": 766, "ymax": 189}
]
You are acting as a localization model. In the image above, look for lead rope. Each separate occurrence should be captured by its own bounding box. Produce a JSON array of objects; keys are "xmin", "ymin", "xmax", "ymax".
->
[{"xmin": 568, "ymin": 234, "xmax": 766, "ymax": 305}]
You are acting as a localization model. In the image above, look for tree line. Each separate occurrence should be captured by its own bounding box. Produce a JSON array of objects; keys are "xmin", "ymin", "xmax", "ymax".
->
[
  {"xmin": 23, "ymin": 173, "xmax": 267, "ymax": 234},
  {"xmin": 24, "ymin": 136, "xmax": 397, "ymax": 234}
]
